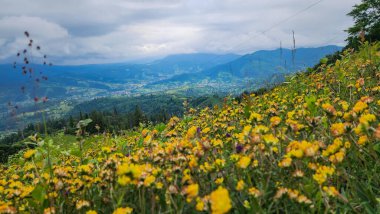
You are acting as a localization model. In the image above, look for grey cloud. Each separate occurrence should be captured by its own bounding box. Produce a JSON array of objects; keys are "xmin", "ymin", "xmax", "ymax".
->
[{"xmin": 0, "ymin": 0, "xmax": 361, "ymax": 65}]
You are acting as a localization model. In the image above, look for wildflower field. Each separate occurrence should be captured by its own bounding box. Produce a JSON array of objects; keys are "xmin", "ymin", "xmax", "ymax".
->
[{"xmin": 1, "ymin": 43, "xmax": 380, "ymax": 213}]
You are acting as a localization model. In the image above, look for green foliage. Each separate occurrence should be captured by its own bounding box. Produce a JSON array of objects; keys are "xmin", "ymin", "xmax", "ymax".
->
[
  {"xmin": 31, "ymin": 185, "xmax": 46, "ymax": 203},
  {"xmin": 305, "ymin": 95, "xmax": 317, "ymax": 116},
  {"xmin": 346, "ymin": 0, "xmax": 380, "ymax": 48}
]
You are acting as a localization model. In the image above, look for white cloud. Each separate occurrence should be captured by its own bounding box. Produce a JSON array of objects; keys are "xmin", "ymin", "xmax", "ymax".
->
[
  {"xmin": 0, "ymin": 0, "xmax": 362, "ymax": 64},
  {"xmin": 0, "ymin": 16, "xmax": 68, "ymax": 38},
  {"xmin": 0, "ymin": 16, "xmax": 70, "ymax": 60}
]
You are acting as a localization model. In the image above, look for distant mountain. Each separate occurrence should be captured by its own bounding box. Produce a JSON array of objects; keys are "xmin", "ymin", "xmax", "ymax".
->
[
  {"xmin": 0, "ymin": 46, "xmax": 341, "ymax": 132},
  {"xmin": 152, "ymin": 45, "xmax": 342, "ymax": 87},
  {"xmin": 0, "ymin": 53, "xmax": 240, "ymax": 85},
  {"xmin": 0, "ymin": 53, "xmax": 240, "ymax": 122},
  {"xmin": 148, "ymin": 53, "xmax": 240, "ymax": 75}
]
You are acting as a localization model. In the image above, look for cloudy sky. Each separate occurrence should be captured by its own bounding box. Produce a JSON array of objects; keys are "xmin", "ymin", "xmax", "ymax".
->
[{"xmin": 0, "ymin": 0, "xmax": 360, "ymax": 65}]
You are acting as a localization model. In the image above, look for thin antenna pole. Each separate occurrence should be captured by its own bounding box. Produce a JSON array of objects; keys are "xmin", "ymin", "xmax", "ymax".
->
[{"xmin": 292, "ymin": 30, "xmax": 296, "ymax": 70}]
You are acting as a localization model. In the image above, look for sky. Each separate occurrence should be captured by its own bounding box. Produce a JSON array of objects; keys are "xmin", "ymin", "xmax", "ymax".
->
[{"xmin": 0, "ymin": 0, "xmax": 361, "ymax": 65}]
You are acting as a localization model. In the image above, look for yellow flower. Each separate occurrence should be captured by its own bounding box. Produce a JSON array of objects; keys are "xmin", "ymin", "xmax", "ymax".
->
[
  {"xmin": 287, "ymin": 189, "xmax": 299, "ymax": 199},
  {"xmin": 248, "ymin": 187, "xmax": 261, "ymax": 197},
  {"xmin": 249, "ymin": 112, "xmax": 263, "ymax": 121},
  {"xmin": 44, "ymin": 207, "xmax": 56, "ymax": 214},
  {"xmin": 289, "ymin": 149, "xmax": 303, "ymax": 158},
  {"xmin": 118, "ymin": 175, "xmax": 131, "ymax": 186},
  {"xmin": 215, "ymin": 178, "xmax": 224, "ymax": 185},
  {"xmin": 195, "ymin": 198, "xmax": 205, "ymax": 211},
  {"xmin": 278, "ymin": 157, "xmax": 292, "ymax": 168},
  {"xmin": 20, "ymin": 186, "xmax": 34, "ymax": 198},
  {"xmin": 227, "ymin": 126, "xmax": 235, "ymax": 132},
  {"xmin": 113, "ymin": 207, "xmax": 133, "ymax": 214},
  {"xmin": 339, "ymin": 101, "xmax": 349, "ymax": 111},
  {"xmin": 186, "ymin": 126, "xmax": 198, "ymax": 139},
  {"xmin": 252, "ymin": 159, "xmax": 259, "ymax": 167},
  {"xmin": 353, "ymin": 101, "xmax": 367, "ymax": 113},
  {"xmin": 304, "ymin": 144, "xmax": 319, "ymax": 157},
  {"xmin": 329, "ymin": 151, "xmax": 345, "ymax": 163},
  {"xmin": 202, "ymin": 127, "xmax": 211, "ymax": 134},
  {"xmin": 252, "ymin": 125, "xmax": 269, "ymax": 134},
  {"xmin": 237, "ymin": 156, "xmax": 251, "ymax": 169},
  {"xmin": 322, "ymin": 138, "xmax": 343, "ymax": 157},
  {"xmin": 185, "ymin": 184, "xmax": 199, "ymax": 199},
  {"xmin": 79, "ymin": 164, "xmax": 92, "ymax": 174},
  {"xmin": 144, "ymin": 175, "xmax": 156, "ymax": 187},
  {"xmin": 236, "ymin": 180, "xmax": 245, "ymax": 191},
  {"xmin": 359, "ymin": 113, "xmax": 376, "ymax": 126},
  {"xmin": 212, "ymin": 139, "xmax": 223, "ymax": 147},
  {"xmin": 292, "ymin": 170, "xmax": 304, "ymax": 177},
  {"xmin": 296, "ymin": 195, "xmax": 312, "ymax": 204},
  {"xmin": 101, "ymin": 146, "xmax": 111, "ymax": 153},
  {"xmin": 243, "ymin": 200, "xmax": 251, "ymax": 209},
  {"xmin": 210, "ymin": 186, "xmax": 232, "ymax": 214},
  {"xmin": 274, "ymin": 187, "xmax": 288, "ymax": 199},
  {"xmin": 155, "ymin": 182, "xmax": 163, "ymax": 189},
  {"xmin": 86, "ymin": 211, "xmax": 97, "ymax": 214},
  {"xmin": 272, "ymin": 147, "xmax": 279, "ymax": 153},
  {"xmin": 117, "ymin": 163, "xmax": 142, "ymax": 178},
  {"xmin": 214, "ymin": 159, "xmax": 226, "ymax": 168},
  {"xmin": 313, "ymin": 165, "xmax": 335, "ymax": 184},
  {"xmin": 322, "ymin": 103, "xmax": 336, "ymax": 115},
  {"xmin": 330, "ymin": 123, "xmax": 346, "ymax": 136},
  {"xmin": 323, "ymin": 186, "xmax": 339, "ymax": 197},
  {"xmin": 141, "ymin": 128, "xmax": 149, "ymax": 137},
  {"xmin": 263, "ymin": 134, "xmax": 279, "ymax": 144},
  {"xmin": 189, "ymin": 156, "xmax": 198, "ymax": 169},
  {"xmin": 242, "ymin": 125, "xmax": 252, "ymax": 135},
  {"xmin": 375, "ymin": 124, "xmax": 380, "ymax": 139},
  {"xmin": 358, "ymin": 135, "xmax": 368, "ymax": 145},
  {"xmin": 335, "ymin": 151, "xmax": 345, "ymax": 162},
  {"xmin": 76, "ymin": 200, "xmax": 90, "ymax": 210},
  {"xmin": 344, "ymin": 141, "xmax": 351, "ymax": 148},
  {"xmin": 23, "ymin": 149, "xmax": 36, "ymax": 159},
  {"xmin": 143, "ymin": 135, "xmax": 152, "ymax": 144},
  {"xmin": 270, "ymin": 116, "xmax": 282, "ymax": 126}
]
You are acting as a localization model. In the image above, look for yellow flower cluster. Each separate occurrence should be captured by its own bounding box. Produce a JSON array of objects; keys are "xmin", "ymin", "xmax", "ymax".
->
[{"xmin": 0, "ymin": 43, "xmax": 379, "ymax": 213}]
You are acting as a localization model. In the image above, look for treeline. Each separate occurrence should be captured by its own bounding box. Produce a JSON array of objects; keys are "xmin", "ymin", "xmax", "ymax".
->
[{"xmin": 312, "ymin": 0, "xmax": 380, "ymax": 70}]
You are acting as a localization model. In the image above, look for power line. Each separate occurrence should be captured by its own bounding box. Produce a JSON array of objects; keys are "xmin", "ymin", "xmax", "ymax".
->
[
  {"xmin": 261, "ymin": 0, "xmax": 325, "ymax": 34},
  {"xmin": 232, "ymin": 0, "xmax": 326, "ymax": 54},
  {"xmin": 205, "ymin": 0, "xmax": 326, "ymax": 65},
  {"xmin": 197, "ymin": 0, "xmax": 328, "ymax": 94}
]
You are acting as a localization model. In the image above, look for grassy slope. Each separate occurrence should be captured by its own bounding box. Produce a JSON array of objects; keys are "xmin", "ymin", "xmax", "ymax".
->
[{"xmin": 0, "ymin": 43, "xmax": 380, "ymax": 214}]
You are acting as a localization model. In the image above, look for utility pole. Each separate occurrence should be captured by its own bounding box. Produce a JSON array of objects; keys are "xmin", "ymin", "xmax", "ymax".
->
[{"xmin": 292, "ymin": 30, "xmax": 296, "ymax": 70}]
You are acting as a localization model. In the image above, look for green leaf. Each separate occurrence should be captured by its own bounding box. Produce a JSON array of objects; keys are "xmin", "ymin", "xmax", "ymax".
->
[
  {"xmin": 320, "ymin": 57, "xmax": 328, "ymax": 64},
  {"xmin": 305, "ymin": 95, "xmax": 317, "ymax": 116},
  {"xmin": 76, "ymin": 119, "xmax": 93, "ymax": 129},
  {"xmin": 24, "ymin": 141, "xmax": 37, "ymax": 146},
  {"xmin": 31, "ymin": 184, "xmax": 46, "ymax": 203},
  {"xmin": 373, "ymin": 143, "xmax": 380, "ymax": 154},
  {"xmin": 321, "ymin": 116, "xmax": 328, "ymax": 129},
  {"xmin": 37, "ymin": 140, "xmax": 45, "ymax": 147}
]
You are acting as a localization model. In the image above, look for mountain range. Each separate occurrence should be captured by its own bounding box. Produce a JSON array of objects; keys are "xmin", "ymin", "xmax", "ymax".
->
[
  {"xmin": 0, "ymin": 45, "xmax": 341, "ymax": 132},
  {"xmin": 149, "ymin": 45, "xmax": 341, "ymax": 88}
]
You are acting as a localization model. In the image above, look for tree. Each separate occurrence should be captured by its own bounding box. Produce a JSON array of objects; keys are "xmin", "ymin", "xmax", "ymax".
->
[
  {"xmin": 133, "ymin": 105, "xmax": 147, "ymax": 127},
  {"xmin": 113, "ymin": 106, "xmax": 118, "ymax": 116},
  {"xmin": 346, "ymin": 0, "xmax": 380, "ymax": 48}
]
